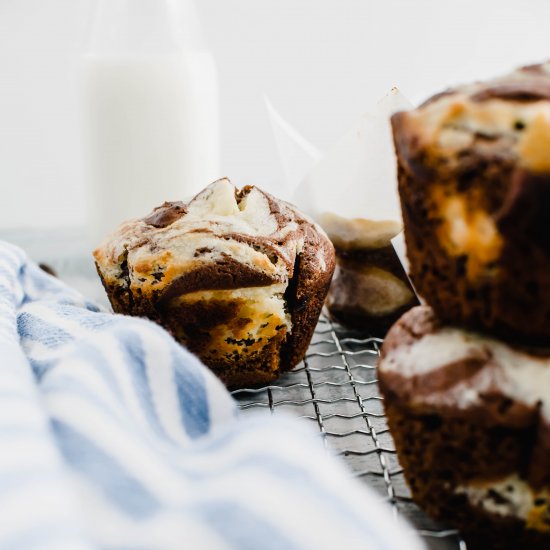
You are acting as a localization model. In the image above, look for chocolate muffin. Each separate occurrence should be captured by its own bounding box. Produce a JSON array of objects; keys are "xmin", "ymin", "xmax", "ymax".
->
[
  {"xmin": 391, "ymin": 61, "xmax": 550, "ymax": 345},
  {"xmin": 94, "ymin": 178, "xmax": 335, "ymax": 389},
  {"xmin": 378, "ymin": 305, "xmax": 550, "ymax": 550},
  {"xmin": 322, "ymin": 213, "xmax": 418, "ymax": 334}
]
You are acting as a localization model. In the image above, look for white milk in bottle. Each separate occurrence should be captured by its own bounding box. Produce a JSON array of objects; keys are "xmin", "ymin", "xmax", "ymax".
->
[{"xmin": 82, "ymin": 0, "xmax": 220, "ymax": 242}]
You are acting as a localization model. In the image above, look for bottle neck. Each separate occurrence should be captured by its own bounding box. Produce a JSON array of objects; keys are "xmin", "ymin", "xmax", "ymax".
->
[{"xmin": 87, "ymin": 0, "xmax": 206, "ymax": 55}]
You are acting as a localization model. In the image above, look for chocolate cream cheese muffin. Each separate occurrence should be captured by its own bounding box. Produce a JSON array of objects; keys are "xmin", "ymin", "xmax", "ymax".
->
[
  {"xmin": 322, "ymin": 213, "xmax": 418, "ymax": 334},
  {"xmin": 378, "ymin": 305, "xmax": 550, "ymax": 550},
  {"xmin": 94, "ymin": 178, "xmax": 335, "ymax": 389},
  {"xmin": 391, "ymin": 61, "xmax": 550, "ymax": 344}
]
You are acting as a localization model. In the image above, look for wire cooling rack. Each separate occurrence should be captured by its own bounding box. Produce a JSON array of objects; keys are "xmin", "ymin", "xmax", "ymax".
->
[{"xmin": 231, "ymin": 313, "xmax": 467, "ymax": 550}]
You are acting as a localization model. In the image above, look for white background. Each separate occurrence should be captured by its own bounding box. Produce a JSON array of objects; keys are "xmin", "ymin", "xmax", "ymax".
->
[{"xmin": 1, "ymin": 0, "xmax": 550, "ymax": 229}]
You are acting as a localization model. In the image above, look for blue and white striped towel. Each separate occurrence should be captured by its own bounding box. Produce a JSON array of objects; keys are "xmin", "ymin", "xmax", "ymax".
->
[{"xmin": 0, "ymin": 240, "xmax": 424, "ymax": 550}]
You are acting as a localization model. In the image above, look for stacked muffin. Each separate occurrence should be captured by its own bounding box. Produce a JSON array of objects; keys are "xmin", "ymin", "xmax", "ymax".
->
[{"xmin": 378, "ymin": 61, "xmax": 550, "ymax": 549}]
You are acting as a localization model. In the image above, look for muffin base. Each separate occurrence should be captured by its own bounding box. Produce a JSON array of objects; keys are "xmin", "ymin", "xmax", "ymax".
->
[
  {"xmin": 382, "ymin": 401, "xmax": 550, "ymax": 550},
  {"xmin": 326, "ymin": 244, "xmax": 418, "ymax": 335}
]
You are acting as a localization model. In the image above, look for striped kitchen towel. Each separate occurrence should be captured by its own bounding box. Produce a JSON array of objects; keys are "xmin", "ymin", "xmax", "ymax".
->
[{"xmin": 0, "ymin": 240, "xmax": 424, "ymax": 550}]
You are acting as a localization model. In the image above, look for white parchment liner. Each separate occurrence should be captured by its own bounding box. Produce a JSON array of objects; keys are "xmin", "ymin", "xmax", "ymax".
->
[{"xmin": 266, "ymin": 89, "xmax": 419, "ymax": 299}]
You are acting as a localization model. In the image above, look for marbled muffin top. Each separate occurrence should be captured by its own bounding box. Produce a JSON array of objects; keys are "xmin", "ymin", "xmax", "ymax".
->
[
  {"xmin": 392, "ymin": 61, "xmax": 550, "ymax": 173},
  {"xmin": 93, "ymin": 178, "xmax": 334, "ymax": 302},
  {"xmin": 379, "ymin": 306, "xmax": 550, "ymax": 423}
]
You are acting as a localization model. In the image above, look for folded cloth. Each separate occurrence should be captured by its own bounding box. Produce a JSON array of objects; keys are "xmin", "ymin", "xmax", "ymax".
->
[{"xmin": 0, "ymin": 241, "xmax": 424, "ymax": 550}]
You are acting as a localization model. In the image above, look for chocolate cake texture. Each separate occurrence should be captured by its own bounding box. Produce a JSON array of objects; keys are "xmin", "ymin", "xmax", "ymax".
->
[
  {"xmin": 94, "ymin": 178, "xmax": 335, "ymax": 389},
  {"xmin": 378, "ymin": 305, "xmax": 550, "ymax": 550},
  {"xmin": 391, "ymin": 61, "xmax": 550, "ymax": 344}
]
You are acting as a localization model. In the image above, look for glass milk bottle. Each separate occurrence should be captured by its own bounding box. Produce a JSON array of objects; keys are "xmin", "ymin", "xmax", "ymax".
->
[{"xmin": 82, "ymin": 0, "xmax": 220, "ymax": 242}]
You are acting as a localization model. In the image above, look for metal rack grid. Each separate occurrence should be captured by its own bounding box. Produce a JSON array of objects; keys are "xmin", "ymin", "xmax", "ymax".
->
[{"xmin": 231, "ymin": 313, "xmax": 467, "ymax": 550}]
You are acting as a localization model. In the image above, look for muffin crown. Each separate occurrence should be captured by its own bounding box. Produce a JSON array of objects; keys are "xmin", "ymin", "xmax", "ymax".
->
[
  {"xmin": 393, "ymin": 61, "xmax": 550, "ymax": 170},
  {"xmin": 94, "ymin": 178, "xmax": 333, "ymax": 299},
  {"xmin": 379, "ymin": 306, "xmax": 550, "ymax": 425}
]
